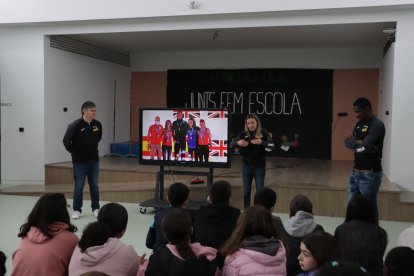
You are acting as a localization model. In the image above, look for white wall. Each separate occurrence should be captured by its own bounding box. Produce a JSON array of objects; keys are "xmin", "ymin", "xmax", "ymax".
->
[
  {"xmin": 1, "ymin": 0, "xmax": 414, "ymax": 24},
  {"xmin": 0, "ymin": 28, "xmax": 45, "ymax": 183},
  {"xmin": 2, "ymin": 3, "xmax": 414, "ymax": 191},
  {"xmin": 379, "ymin": 43, "xmax": 394, "ymax": 179},
  {"xmin": 44, "ymin": 38, "xmax": 131, "ymax": 164},
  {"xmin": 388, "ymin": 13, "xmax": 414, "ymax": 191},
  {"xmin": 131, "ymin": 47, "xmax": 382, "ymax": 71}
]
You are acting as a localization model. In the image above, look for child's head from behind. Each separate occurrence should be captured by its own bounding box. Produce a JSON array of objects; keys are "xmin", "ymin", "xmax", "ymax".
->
[
  {"xmin": 18, "ymin": 193, "xmax": 76, "ymax": 238},
  {"xmin": 162, "ymin": 208, "xmax": 192, "ymax": 244},
  {"xmin": 209, "ymin": 180, "xmax": 232, "ymax": 205},
  {"xmin": 298, "ymin": 231, "xmax": 340, "ymax": 272},
  {"xmin": 254, "ymin": 187, "xmax": 277, "ymax": 211},
  {"xmin": 167, "ymin": 182, "xmax": 189, "ymax": 207},
  {"xmin": 345, "ymin": 194, "xmax": 376, "ymax": 224},
  {"xmin": 290, "ymin": 194, "xmax": 313, "ymax": 217},
  {"xmin": 385, "ymin": 246, "xmax": 414, "ymax": 276},
  {"xmin": 97, "ymin": 202, "xmax": 128, "ymax": 238},
  {"xmin": 221, "ymin": 206, "xmax": 280, "ymax": 256}
]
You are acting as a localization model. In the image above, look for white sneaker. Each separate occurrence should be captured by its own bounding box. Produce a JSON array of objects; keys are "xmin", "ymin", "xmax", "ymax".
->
[
  {"xmin": 72, "ymin": 211, "xmax": 81, "ymax": 220},
  {"xmin": 93, "ymin": 209, "xmax": 99, "ymax": 218}
]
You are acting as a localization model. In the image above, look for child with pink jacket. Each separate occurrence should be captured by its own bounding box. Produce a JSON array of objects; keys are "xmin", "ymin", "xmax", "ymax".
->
[
  {"xmin": 220, "ymin": 206, "xmax": 287, "ymax": 276},
  {"xmin": 12, "ymin": 193, "xmax": 79, "ymax": 276}
]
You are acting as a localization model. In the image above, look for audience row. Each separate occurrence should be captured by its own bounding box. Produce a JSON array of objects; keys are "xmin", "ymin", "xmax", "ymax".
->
[{"xmin": 2, "ymin": 181, "xmax": 414, "ymax": 276}]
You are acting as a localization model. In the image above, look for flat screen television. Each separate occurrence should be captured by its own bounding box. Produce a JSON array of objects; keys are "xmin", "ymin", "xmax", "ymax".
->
[{"xmin": 139, "ymin": 108, "xmax": 231, "ymax": 168}]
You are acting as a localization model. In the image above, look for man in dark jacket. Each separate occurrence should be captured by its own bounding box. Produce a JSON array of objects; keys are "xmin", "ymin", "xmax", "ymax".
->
[
  {"xmin": 345, "ymin": 97, "xmax": 385, "ymax": 223},
  {"xmin": 63, "ymin": 101, "xmax": 102, "ymax": 220}
]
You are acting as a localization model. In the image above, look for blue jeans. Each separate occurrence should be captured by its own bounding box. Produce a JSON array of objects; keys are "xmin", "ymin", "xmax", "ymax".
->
[
  {"xmin": 348, "ymin": 170, "xmax": 382, "ymax": 222},
  {"xmin": 73, "ymin": 160, "xmax": 100, "ymax": 212},
  {"xmin": 242, "ymin": 164, "xmax": 265, "ymax": 208}
]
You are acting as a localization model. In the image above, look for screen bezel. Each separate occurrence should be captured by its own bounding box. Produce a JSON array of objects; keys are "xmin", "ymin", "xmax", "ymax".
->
[{"xmin": 138, "ymin": 108, "xmax": 231, "ymax": 168}]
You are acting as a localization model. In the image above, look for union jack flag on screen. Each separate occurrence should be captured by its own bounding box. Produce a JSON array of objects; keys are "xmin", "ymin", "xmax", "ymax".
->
[
  {"xmin": 173, "ymin": 110, "xmax": 200, "ymax": 119},
  {"xmin": 207, "ymin": 111, "xmax": 228, "ymax": 118},
  {"xmin": 209, "ymin": 140, "xmax": 227, "ymax": 157}
]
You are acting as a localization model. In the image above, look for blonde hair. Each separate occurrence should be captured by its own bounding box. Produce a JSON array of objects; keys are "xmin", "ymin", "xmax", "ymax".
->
[{"xmin": 244, "ymin": 113, "xmax": 263, "ymax": 139}]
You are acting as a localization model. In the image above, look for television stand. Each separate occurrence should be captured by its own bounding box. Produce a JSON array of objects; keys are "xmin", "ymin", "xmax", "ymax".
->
[{"xmin": 139, "ymin": 165, "xmax": 214, "ymax": 214}]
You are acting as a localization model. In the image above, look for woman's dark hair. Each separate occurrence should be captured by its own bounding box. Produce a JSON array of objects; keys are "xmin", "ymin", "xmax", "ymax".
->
[
  {"xmin": 317, "ymin": 260, "xmax": 369, "ymax": 276},
  {"xmin": 345, "ymin": 194, "xmax": 376, "ymax": 224},
  {"xmin": 0, "ymin": 250, "xmax": 6, "ymax": 276},
  {"xmin": 97, "ymin": 203, "xmax": 128, "ymax": 237},
  {"xmin": 79, "ymin": 222, "xmax": 111, "ymax": 253},
  {"xmin": 162, "ymin": 209, "xmax": 201, "ymax": 261},
  {"xmin": 302, "ymin": 231, "xmax": 341, "ymax": 267},
  {"xmin": 165, "ymin": 120, "xmax": 171, "ymax": 129},
  {"xmin": 18, "ymin": 193, "xmax": 77, "ymax": 238},
  {"xmin": 385, "ymin": 246, "xmax": 414, "ymax": 276},
  {"xmin": 220, "ymin": 206, "xmax": 282, "ymax": 257}
]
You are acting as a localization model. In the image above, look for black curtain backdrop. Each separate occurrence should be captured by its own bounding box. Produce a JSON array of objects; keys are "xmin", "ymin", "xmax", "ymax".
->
[{"xmin": 167, "ymin": 69, "xmax": 333, "ymax": 159}]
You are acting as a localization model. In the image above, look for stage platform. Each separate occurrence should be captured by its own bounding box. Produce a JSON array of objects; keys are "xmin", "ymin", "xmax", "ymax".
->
[{"xmin": 1, "ymin": 156, "xmax": 412, "ymax": 221}]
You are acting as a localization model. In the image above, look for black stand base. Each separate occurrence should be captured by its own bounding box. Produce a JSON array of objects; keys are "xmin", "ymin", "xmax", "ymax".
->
[{"xmin": 139, "ymin": 165, "xmax": 213, "ymax": 214}]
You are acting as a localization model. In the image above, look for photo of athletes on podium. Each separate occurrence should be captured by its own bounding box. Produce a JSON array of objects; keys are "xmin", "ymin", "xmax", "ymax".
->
[{"xmin": 138, "ymin": 108, "xmax": 230, "ymax": 213}]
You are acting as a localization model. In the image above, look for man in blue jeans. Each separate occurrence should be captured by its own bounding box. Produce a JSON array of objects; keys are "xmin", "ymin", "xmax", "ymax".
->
[
  {"xmin": 345, "ymin": 97, "xmax": 385, "ymax": 223},
  {"xmin": 63, "ymin": 101, "xmax": 102, "ymax": 219}
]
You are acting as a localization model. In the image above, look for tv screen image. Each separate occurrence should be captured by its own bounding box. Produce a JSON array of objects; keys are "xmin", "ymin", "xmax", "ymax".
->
[{"xmin": 139, "ymin": 109, "xmax": 230, "ymax": 168}]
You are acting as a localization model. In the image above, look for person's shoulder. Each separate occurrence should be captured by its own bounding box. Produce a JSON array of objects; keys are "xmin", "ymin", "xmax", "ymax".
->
[
  {"xmin": 92, "ymin": 119, "xmax": 102, "ymax": 126},
  {"xmin": 55, "ymin": 230, "xmax": 79, "ymax": 245},
  {"xmin": 373, "ymin": 116, "xmax": 385, "ymax": 128},
  {"xmin": 229, "ymin": 206, "xmax": 241, "ymax": 214},
  {"xmin": 68, "ymin": 118, "xmax": 83, "ymax": 127},
  {"xmin": 261, "ymin": 128, "xmax": 271, "ymax": 136}
]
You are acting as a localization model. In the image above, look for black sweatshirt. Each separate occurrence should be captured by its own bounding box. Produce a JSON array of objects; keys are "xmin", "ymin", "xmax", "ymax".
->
[{"xmin": 63, "ymin": 118, "xmax": 102, "ymax": 162}]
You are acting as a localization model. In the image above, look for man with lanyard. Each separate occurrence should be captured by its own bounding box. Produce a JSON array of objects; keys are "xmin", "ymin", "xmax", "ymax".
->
[{"xmin": 345, "ymin": 97, "xmax": 385, "ymax": 222}]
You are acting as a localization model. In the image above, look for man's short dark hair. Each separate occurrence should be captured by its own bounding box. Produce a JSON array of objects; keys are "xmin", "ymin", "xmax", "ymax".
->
[
  {"xmin": 168, "ymin": 182, "xmax": 189, "ymax": 207},
  {"xmin": 81, "ymin": 101, "xmax": 96, "ymax": 113},
  {"xmin": 254, "ymin": 187, "xmax": 277, "ymax": 210},
  {"xmin": 353, "ymin": 97, "xmax": 372, "ymax": 110},
  {"xmin": 290, "ymin": 194, "xmax": 313, "ymax": 216},
  {"xmin": 209, "ymin": 180, "xmax": 232, "ymax": 205}
]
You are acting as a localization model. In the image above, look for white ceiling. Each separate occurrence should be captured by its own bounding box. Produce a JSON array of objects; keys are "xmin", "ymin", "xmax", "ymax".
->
[{"xmin": 67, "ymin": 22, "xmax": 396, "ymax": 54}]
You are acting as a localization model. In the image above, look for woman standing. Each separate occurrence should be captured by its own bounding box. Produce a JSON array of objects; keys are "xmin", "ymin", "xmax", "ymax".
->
[
  {"xmin": 233, "ymin": 114, "xmax": 274, "ymax": 208},
  {"xmin": 162, "ymin": 120, "xmax": 173, "ymax": 160}
]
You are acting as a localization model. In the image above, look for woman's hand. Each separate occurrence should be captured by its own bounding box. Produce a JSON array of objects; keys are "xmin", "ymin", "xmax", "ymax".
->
[
  {"xmin": 139, "ymin": 253, "xmax": 147, "ymax": 265},
  {"xmin": 237, "ymin": 139, "xmax": 249, "ymax": 147},
  {"xmin": 250, "ymin": 138, "xmax": 262, "ymax": 145}
]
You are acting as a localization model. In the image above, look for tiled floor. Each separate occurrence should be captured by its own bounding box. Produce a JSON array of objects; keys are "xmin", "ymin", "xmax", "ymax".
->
[{"xmin": 0, "ymin": 194, "xmax": 412, "ymax": 275}]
